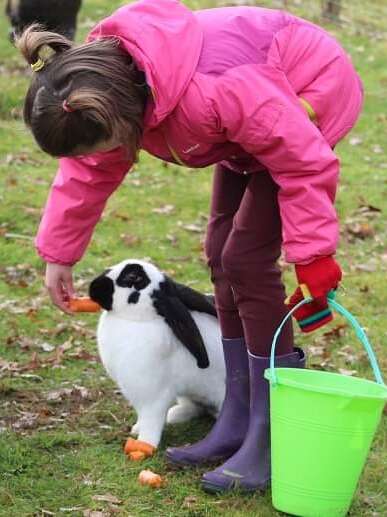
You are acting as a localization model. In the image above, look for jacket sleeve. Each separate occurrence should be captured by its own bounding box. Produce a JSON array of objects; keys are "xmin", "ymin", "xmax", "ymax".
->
[
  {"xmin": 209, "ymin": 64, "xmax": 340, "ymax": 264},
  {"xmin": 36, "ymin": 146, "xmax": 133, "ymax": 266}
]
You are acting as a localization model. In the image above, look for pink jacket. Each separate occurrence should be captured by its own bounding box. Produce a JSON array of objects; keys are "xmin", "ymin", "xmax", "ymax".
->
[{"xmin": 36, "ymin": 0, "xmax": 363, "ymax": 265}]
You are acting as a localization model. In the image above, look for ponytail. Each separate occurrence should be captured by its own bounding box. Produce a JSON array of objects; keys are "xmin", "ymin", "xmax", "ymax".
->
[
  {"xmin": 16, "ymin": 24, "xmax": 72, "ymax": 69},
  {"xmin": 16, "ymin": 26, "xmax": 148, "ymax": 157}
]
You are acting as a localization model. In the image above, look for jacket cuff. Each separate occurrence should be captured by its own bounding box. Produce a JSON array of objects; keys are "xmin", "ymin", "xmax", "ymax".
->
[{"xmin": 36, "ymin": 246, "xmax": 76, "ymax": 266}]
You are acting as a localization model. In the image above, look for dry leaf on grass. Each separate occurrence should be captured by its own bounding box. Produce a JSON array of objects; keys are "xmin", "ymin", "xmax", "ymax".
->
[
  {"xmin": 338, "ymin": 368, "xmax": 357, "ymax": 376},
  {"xmin": 152, "ymin": 204, "xmax": 175, "ymax": 214},
  {"xmin": 12, "ymin": 412, "xmax": 39, "ymax": 430},
  {"xmin": 337, "ymin": 345, "xmax": 365, "ymax": 365},
  {"xmin": 345, "ymin": 222, "xmax": 374, "ymax": 240},
  {"xmin": 353, "ymin": 261, "xmax": 378, "ymax": 273},
  {"xmin": 166, "ymin": 233, "xmax": 179, "ymax": 247},
  {"xmin": 92, "ymin": 494, "xmax": 122, "ymax": 505},
  {"xmin": 39, "ymin": 342, "xmax": 55, "ymax": 352},
  {"xmin": 308, "ymin": 346, "xmax": 326, "ymax": 357},
  {"xmin": 179, "ymin": 222, "xmax": 203, "ymax": 233},
  {"xmin": 0, "ymin": 344, "xmax": 99, "ymax": 378},
  {"xmin": 355, "ymin": 203, "xmax": 381, "ymax": 217},
  {"xmin": 120, "ymin": 234, "xmax": 141, "ymax": 247},
  {"xmin": 110, "ymin": 210, "xmax": 131, "ymax": 222},
  {"xmin": 182, "ymin": 496, "xmax": 199, "ymax": 508},
  {"xmin": 1, "ymin": 264, "xmax": 38, "ymax": 287},
  {"xmin": 45, "ymin": 386, "xmax": 92, "ymax": 402},
  {"xmin": 349, "ymin": 136, "xmax": 363, "ymax": 146},
  {"xmin": 321, "ymin": 324, "xmax": 347, "ymax": 341}
]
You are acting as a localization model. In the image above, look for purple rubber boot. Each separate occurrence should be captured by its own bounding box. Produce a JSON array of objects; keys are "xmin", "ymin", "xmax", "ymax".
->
[
  {"xmin": 201, "ymin": 348, "xmax": 305, "ymax": 493},
  {"xmin": 165, "ymin": 337, "xmax": 249, "ymax": 467}
]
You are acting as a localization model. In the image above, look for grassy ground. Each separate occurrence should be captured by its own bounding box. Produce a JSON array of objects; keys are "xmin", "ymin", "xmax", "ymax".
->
[{"xmin": 0, "ymin": 0, "xmax": 386, "ymax": 515}]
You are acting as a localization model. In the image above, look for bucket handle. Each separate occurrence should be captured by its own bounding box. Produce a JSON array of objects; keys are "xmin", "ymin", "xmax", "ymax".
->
[{"xmin": 270, "ymin": 292, "xmax": 385, "ymax": 386}]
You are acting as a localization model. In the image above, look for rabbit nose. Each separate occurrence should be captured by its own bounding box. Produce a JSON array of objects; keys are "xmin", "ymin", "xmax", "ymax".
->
[{"xmin": 89, "ymin": 275, "xmax": 114, "ymax": 311}]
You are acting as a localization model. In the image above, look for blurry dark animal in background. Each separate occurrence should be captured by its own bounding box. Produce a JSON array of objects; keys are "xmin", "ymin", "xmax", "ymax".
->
[{"xmin": 5, "ymin": 0, "xmax": 82, "ymax": 42}]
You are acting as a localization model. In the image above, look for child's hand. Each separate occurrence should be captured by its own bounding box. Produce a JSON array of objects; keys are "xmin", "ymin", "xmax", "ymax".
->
[
  {"xmin": 45, "ymin": 263, "xmax": 75, "ymax": 314},
  {"xmin": 286, "ymin": 256, "xmax": 342, "ymax": 332}
]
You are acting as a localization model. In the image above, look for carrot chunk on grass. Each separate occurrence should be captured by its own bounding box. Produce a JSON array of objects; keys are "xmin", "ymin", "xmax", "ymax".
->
[
  {"xmin": 124, "ymin": 438, "xmax": 155, "ymax": 458},
  {"xmin": 138, "ymin": 469, "xmax": 165, "ymax": 488}
]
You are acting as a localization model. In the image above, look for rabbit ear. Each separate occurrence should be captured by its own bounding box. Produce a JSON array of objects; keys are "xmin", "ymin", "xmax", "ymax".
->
[
  {"xmin": 152, "ymin": 279, "xmax": 210, "ymax": 369},
  {"xmin": 89, "ymin": 274, "xmax": 114, "ymax": 310},
  {"xmin": 170, "ymin": 279, "xmax": 217, "ymax": 318}
]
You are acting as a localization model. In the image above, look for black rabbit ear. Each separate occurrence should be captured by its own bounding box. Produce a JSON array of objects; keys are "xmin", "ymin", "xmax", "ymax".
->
[
  {"xmin": 151, "ymin": 280, "xmax": 210, "ymax": 369},
  {"xmin": 89, "ymin": 274, "xmax": 114, "ymax": 311},
  {"xmin": 165, "ymin": 277, "xmax": 217, "ymax": 318}
]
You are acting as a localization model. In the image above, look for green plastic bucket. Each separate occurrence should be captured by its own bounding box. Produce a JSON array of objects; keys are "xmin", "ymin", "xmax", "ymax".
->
[{"xmin": 264, "ymin": 295, "xmax": 387, "ymax": 517}]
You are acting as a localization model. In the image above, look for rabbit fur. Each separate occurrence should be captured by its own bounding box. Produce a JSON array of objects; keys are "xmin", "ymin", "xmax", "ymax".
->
[
  {"xmin": 5, "ymin": 0, "xmax": 82, "ymax": 42},
  {"xmin": 89, "ymin": 259, "xmax": 225, "ymax": 448}
]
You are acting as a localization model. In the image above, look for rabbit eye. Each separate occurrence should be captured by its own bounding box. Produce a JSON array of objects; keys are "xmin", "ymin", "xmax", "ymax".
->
[
  {"xmin": 116, "ymin": 264, "xmax": 151, "ymax": 290},
  {"xmin": 123, "ymin": 273, "xmax": 142, "ymax": 285}
]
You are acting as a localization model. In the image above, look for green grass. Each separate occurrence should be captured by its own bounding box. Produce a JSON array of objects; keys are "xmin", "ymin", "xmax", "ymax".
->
[{"xmin": 0, "ymin": 1, "xmax": 386, "ymax": 515}]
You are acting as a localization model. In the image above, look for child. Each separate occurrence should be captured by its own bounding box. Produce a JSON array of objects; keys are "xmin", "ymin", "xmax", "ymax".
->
[{"xmin": 17, "ymin": 0, "xmax": 363, "ymax": 494}]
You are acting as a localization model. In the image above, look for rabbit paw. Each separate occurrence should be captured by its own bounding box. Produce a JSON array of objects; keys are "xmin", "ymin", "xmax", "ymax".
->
[
  {"xmin": 124, "ymin": 438, "xmax": 156, "ymax": 461},
  {"xmin": 167, "ymin": 401, "xmax": 202, "ymax": 424}
]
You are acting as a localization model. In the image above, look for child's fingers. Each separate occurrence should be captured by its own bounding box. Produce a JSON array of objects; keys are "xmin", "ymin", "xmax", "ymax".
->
[
  {"xmin": 45, "ymin": 263, "xmax": 75, "ymax": 314},
  {"xmin": 45, "ymin": 277, "xmax": 73, "ymax": 314},
  {"xmin": 48, "ymin": 286, "xmax": 73, "ymax": 314},
  {"xmin": 62, "ymin": 272, "xmax": 75, "ymax": 299}
]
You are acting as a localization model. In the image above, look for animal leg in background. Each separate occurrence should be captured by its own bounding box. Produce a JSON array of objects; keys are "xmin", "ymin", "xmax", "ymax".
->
[{"xmin": 167, "ymin": 397, "xmax": 205, "ymax": 424}]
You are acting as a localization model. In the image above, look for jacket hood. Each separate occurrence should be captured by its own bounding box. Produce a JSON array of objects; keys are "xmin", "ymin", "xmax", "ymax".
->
[{"xmin": 88, "ymin": 0, "xmax": 203, "ymax": 128}]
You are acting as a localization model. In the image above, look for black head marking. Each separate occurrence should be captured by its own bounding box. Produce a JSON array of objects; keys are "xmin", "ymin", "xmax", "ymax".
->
[
  {"xmin": 151, "ymin": 279, "xmax": 210, "ymax": 369},
  {"xmin": 89, "ymin": 274, "xmax": 114, "ymax": 311},
  {"xmin": 128, "ymin": 291, "xmax": 140, "ymax": 304},
  {"xmin": 116, "ymin": 264, "xmax": 151, "ymax": 290}
]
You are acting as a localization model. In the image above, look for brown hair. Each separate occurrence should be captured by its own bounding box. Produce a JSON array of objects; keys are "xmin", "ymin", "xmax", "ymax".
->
[{"xmin": 16, "ymin": 25, "xmax": 149, "ymax": 157}]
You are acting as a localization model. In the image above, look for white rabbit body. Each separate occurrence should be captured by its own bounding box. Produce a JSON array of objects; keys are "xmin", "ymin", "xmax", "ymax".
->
[{"xmin": 90, "ymin": 259, "xmax": 225, "ymax": 448}]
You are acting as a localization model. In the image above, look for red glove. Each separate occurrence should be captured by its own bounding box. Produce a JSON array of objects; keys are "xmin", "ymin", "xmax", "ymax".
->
[{"xmin": 286, "ymin": 256, "xmax": 342, "ymax": 333}]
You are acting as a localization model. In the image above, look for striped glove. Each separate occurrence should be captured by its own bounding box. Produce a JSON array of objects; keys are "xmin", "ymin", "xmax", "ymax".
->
[{"xmin": 286, "ymin": 256, "xmax": 342, "ymax": 333}]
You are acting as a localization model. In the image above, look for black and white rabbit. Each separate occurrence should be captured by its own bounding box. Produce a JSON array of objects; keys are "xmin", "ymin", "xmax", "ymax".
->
[{"xmin": 89, "ymin": 260, "xmax": 225, "ymax": 451}]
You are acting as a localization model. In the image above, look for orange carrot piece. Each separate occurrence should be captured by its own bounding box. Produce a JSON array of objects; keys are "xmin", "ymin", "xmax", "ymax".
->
[
  {"xmin": 68, "ymin": 297, "xmax": 101, "ymax": 313},
  {"xmin": 124, "ymin": 438, "xmax": 156, "ymax": 457},
  {"xmin": 138, "ymin": 470, "xmax": 164, "ymax": 488},
  {"xmin": 129, "ymin": 451, "xmax": 146, "ymax": 461}
]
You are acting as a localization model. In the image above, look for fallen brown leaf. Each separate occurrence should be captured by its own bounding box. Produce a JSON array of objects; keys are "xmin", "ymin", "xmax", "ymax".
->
[
  {"xmin": 349, "ymin": 136, "xmax": 363, "ymax": 146},
  {"xmin": 338, "ymin": 368, "xmax": 357, "ymax": 376},
  {"xmin": 321, "ymin": 324, "xmax": 347, "ymax": 341},
  {"xmin": 152, "ymin": 204, "xmax": 175, "ymax": 214},
  {"xmin": 182, "ymin": 496, "xmax": 199, "ymax": 508},
  {"xmin": 182, "ymin": 224, "xmax": 203, "ymax": 233},
  {"xmin": 12, "ymin": 412, "xmax": 39, "ymax": 430},
  {"xmin": 346, "ymin": 222, "xmax": 374, "ymax": 240},
  {"xmin": 83, "ymin": 511, "xmax": 110, "ymax": 517},
  {"xmin": 120, "ymin": 234, "xmax": 141, "ymax": 247},
  {"xmin": 92, "ymin": 494, "xmax": 122, "ymax": 505},
  {"xmin": 165, "ymin": 234, "xmax": 179, "ymax": 247}
]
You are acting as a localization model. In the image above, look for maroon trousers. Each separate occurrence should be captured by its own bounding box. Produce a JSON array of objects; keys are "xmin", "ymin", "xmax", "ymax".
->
[{"xmin": 205, "ymin": 164, "xmax": 294, "ymax": 357}]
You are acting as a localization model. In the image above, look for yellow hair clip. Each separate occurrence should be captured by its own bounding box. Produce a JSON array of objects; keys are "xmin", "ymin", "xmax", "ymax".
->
[{"xmin": 31, "ymin": 58, "xmax": 45, "ymax": 73}]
